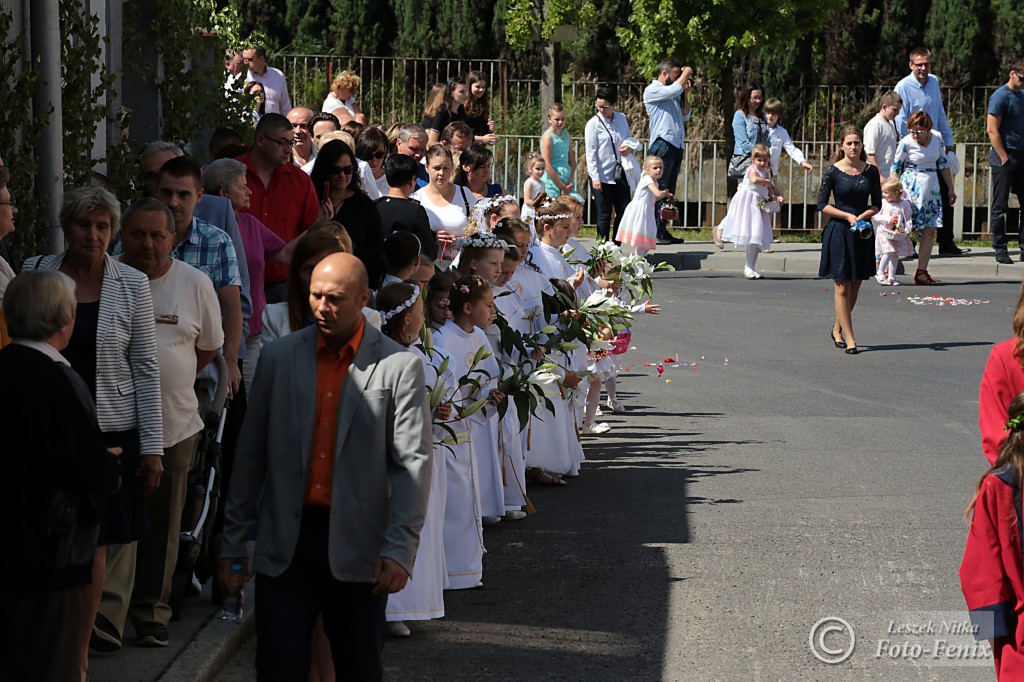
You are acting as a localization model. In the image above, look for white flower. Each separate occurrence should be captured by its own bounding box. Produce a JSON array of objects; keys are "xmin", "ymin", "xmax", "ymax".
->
[{"xmin": 527, "ymin": 370, "xmax": 560, "ymax": 386}]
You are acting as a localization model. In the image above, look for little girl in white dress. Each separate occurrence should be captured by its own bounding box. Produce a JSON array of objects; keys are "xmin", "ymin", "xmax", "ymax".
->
[
  {"xmin": 616, "ymin": 155, "xmax": 672, "ymax": 256},
  {"xmin": 873, "ymin": 177, "xmax": 916, "ymax": 286},
  {"xmin": 718, "ymin": 144, "xmax": 784, "ymax": 279},
  {"xmin": 521, "ymin": 153, "xmax": 546, "ymax": 227}
]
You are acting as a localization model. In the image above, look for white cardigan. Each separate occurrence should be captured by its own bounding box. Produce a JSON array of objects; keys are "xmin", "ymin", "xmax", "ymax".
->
[{"xmin": 25, "ymin": 252, "xmax": 163, "ymax": 455}]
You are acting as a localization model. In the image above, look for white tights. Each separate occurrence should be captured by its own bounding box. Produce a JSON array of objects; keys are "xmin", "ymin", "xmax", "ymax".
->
[
  {"xmin": 877, "ymin": 253, "xmax": 896, "ymax": 281},
  {"xmin": 745, "ymin": 244, "xmax": 760, "ymax": 272}
]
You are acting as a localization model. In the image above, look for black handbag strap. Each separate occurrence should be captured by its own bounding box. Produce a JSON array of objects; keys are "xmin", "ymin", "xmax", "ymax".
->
[
  {"xmin": 594, "ymin": 113, "xmax": 622, "ymax": 165},
  {"xmin": 459, "ymin": 185, "xmax": 470, "ymax": 216}
]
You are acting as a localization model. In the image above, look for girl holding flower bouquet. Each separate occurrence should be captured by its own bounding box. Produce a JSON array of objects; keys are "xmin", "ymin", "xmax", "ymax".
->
[
  {"xmin": 433, "ymin": 275, "xmax": 505, "ymax": 585},
  {"xmin": 378, "ymin": 281, "xmax": 452, "ymax": 635},
  {"xmin": 526, "ymin": 278, "xmax": 587, "ymax": 477},
  {"xmin": 873, "ymin": 177, "xmax": 915, "ymax": 286},
  {"xmin": 716, "ymin": 143, "xmax": 784, "ymax": 279},
  {"xmin": 455, "ymin": 234, "xmax": 530, "ymax": 520}
]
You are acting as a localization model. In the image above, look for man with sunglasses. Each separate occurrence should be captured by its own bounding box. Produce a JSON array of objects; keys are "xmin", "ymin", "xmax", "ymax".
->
[
  {"xmin": 987, "ymin": 62, "xmax": 1024, "ymax": 264},
  {"xmin": 242, "ymin": 46, "xmax": 291, "ymax": 115},
  {"xmin": 237, "ymin": 113, "xmax": 320, "ymax": 302},
  {"xmin": 894, "ymin": 47, "xmax": 970, "ymax": 257}
]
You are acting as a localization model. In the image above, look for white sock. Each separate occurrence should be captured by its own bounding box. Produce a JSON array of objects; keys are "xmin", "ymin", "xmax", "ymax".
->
[
  {"xmin": 603, "ymin": 375, "xmax": 618, "ymax": 404},
  {"xmin": 877, "ymin": 253, "xmax": 893, "ymax": 279},
  {"xmin": 745, "ymin": 244, "xmax": 759, "ymax": 271},
  {"xmin": 584, "ymin": 377, "xmax": 601, "ymax": 427}
]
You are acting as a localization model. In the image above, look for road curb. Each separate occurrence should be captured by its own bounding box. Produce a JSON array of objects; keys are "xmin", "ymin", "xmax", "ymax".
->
[{"xmin": 157, "ymin": 586, "xmax": 254, "ymax": 682}]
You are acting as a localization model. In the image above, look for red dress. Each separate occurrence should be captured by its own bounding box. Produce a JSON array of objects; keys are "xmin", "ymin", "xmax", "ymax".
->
[
  {"xmin": 960, "ymin": 466, "xmax": 1024, "ymax": 679},
  {"xmin": 979, "ymin": 340, "xmax": 1024, "ymax": 465}
]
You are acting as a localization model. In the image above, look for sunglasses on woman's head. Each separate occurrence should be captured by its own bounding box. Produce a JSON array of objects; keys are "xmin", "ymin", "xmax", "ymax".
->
[{"xmin": 330, "ymin": 165, "xmax": 356, "ymax": 175}]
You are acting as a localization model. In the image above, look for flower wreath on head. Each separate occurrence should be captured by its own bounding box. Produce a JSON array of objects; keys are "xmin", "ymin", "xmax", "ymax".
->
[
  {"xmin": 535, "ymin": 195, "xmax": 575, "ymax": 222},
  {"xmin": 456, "ymin": 233, "xmax": 508, "ymax": 250},
  {"xmin": 381, "ymin": 284, "xmax": 421, "ymax": 323},
  {"xmin": 471, "ymin": 194, "xmax": 519, "ymax": 230}
]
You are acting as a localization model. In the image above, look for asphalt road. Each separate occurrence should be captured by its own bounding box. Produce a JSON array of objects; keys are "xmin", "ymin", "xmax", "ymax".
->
[{"xmin": 218, "ymin": 272, "xmax": 1017, "ymax": 681}]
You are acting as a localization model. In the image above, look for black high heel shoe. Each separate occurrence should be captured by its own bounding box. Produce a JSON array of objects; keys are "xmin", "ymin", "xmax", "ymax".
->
[
  {"xmin": 831, "ymin": 329, "xmax": 845, "ymax": 349},
  {"xmin": 844, "ymin": 345, "xmax": 860, "ymax": 355}
]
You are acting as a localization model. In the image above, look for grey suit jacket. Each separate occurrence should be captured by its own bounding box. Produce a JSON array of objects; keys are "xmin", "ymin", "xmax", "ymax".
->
[{"xmin": 222, "ymin": 323, "xmax": 432, "ymax": 581}]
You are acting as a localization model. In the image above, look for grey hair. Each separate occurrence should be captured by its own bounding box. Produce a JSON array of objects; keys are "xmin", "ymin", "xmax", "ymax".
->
[
  {"xmin": 140, "ymin": 140, "xmax": 184, "ymax": 164},
  {"xmin": 397, "ymin": 124, "xmax": 427, "ymax": 144},
  {"xmin": 3, "ymin": 270, "xmax": 77, "ymax": 341},
  {"xmin": 202, "ymin": 158, "xmax": 248, "ymax": 196},
  {"xmin": 122, "ymin": 197, "xmax": 174, "ymax": 234},
  {"xmin": 60, "ymin": 186, "xmax": 122, "ymax": 236}
]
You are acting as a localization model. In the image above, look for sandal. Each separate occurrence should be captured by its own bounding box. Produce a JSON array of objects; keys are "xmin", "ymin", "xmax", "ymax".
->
[
  {"xmin": 525, "ymin": 467, "xmax": 566, "ymax": 486},
  {"xmin": 914, "ymin": 269, "xmax": 937, "ymax": 286}
]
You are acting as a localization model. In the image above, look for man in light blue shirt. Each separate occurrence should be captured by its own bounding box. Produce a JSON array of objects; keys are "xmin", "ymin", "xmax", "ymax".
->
[
  {"xmin": 894, "ymin": 47, "xmax": 969, "ymax": 256},
  {"xmin": 643, "ymin": 57, "xmax": 692, "ymax": 244}
]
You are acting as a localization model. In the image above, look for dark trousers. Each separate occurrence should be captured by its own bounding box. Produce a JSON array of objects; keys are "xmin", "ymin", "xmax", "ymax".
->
[
  {"xmin": 990, "ymin": 151, "xmax": 1024, "ymax": 255},
  {"xmin": 255, "ymin": 511, "xmax": 387, "ymax": 682},
  {"xmin": 936, "ymin": 169, "xmax": 956, "ymax": 250},
  {"xmin": 0, "ymin": 585, "xmax": 87, "ymax": 682},
  {"xmin": 592, "ymin": 181, "xmax": 630, "ymax": 242},
  {"xmin": 649, "ymin": 138, "xmax": 682, "ymax": 235}
]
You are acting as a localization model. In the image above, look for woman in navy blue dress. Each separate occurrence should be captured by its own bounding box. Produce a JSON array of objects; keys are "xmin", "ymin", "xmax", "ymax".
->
[{"xmin": 818, "ymin": 126, "xmax": 881, "ymax": 354}]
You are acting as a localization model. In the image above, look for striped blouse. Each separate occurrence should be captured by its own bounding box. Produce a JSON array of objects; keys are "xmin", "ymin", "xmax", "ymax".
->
[{"xmin": 24, "ymin": 253, "xmax": 163, "ymax": 455}]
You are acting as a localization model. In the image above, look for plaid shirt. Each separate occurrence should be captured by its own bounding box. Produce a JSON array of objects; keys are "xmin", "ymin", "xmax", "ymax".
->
[{"xmin": 173, "ymin": 217, "xmax": 241, "ymax": 291}]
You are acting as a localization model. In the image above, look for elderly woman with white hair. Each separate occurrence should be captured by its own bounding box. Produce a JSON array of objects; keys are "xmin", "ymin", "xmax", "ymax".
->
[
  {"xmin": 322, "ymin": 69, "xmax": 366, "ymax": 125},
  {"xmin": 203, "ymin": 158, "xmax": 295, "ymax": 389},
  {"xmin": 0, "ymin": 270, "xmax": 120, "ymax": 682},
  {"xmin": 23, "ymin": 186, "xmax": 162, "ymax": 658}
]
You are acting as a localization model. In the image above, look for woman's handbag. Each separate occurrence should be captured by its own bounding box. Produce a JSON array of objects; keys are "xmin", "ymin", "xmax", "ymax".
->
[{"xmin": 727, "ymin": 154, "xmax": 751, "ymax": 179}]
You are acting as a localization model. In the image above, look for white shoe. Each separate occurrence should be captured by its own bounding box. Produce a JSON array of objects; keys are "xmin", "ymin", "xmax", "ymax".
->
[
  {"xmin": 387, "ymin": 621, "xmax": 411, "ymax": 638},
  {"xmin": 713, "ymin": 227, "xmax": 724, "ymax": 249},
  {"xmin": 502, "ymin": 510, "xmax": 527, "ymax": 521},
  {"xmin": 888, "ymin": 279, "xmax": 900, "ymax": 286},
  {"xmin": 605, "ymin": 398, "xmax": 626, "ymax": 413},
  {"xmin": 875, "ymin": 274, "xmax": 888, "ymax": 285},
  {"xmin": 743, "ymin": 267, "xmax": 762, "ymax": 280},
  {"xmin": 594, "ymin": 405, "xmax": 604, "ymax": 416},
  {"xmin": 582, "ymin": 422, "xmax": 611, "ymax": 435},
  {"xmin": 482, "ymin": 515, "xmax": 502, "ymax": 525}
]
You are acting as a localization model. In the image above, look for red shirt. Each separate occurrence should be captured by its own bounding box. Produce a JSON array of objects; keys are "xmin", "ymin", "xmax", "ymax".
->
[
  {"xmin": 979, "ymin": 339, "xmax": 1024, "ymax": 465},
  {"xmin": 236, "ymin": 152, "xmax": 320, "ymax": 284},
  {"xmin": 306, "ymin": 319, "xmax": 364, "ymax": 507}
]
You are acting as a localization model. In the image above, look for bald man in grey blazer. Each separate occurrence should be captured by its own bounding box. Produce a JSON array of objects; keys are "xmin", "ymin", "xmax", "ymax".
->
[{"xmin": 221, "ymin": 253, "xmax": 431, "ymax": 681}]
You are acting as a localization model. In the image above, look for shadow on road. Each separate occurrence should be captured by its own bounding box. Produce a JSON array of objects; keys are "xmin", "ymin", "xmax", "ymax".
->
[
  {"xmin": 861, "ymin": 341, "xmax": 992, "ymax": 353},
  {"xmin": 383, "ymin": 423, "xmax": 754, "ymax": 681}
]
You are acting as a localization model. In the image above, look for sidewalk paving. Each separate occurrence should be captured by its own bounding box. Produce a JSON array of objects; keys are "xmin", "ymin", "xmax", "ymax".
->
[
  {"xmin": 87, "ymin": 583, "xmax": 254, "ymax": 682},
  {"xmin": 639, "ymin": 238, "xmax": 1024, "ymax": 281}
]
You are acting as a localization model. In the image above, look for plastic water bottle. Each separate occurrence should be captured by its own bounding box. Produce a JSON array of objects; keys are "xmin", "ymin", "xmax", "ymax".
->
[{"xmin": 216, "ymin": 562, "xmax": 245, "ymax": 622}]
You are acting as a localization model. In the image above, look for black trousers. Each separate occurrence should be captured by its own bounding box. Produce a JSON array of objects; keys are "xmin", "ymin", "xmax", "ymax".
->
[
  {"xmin": 255, "ymin": 510, "xmax": 387, "ymax": 682},
  {"xmin": 990, "ymin": 151, "xmax": 1024, "ymax": 255},
  {"xmin": 0, "ymin": 585, "xmax": 87, "ymax": 682},
  {"xmin": 592, "ymin": 181, "xmax": 630, "ymax": 241},
  {"xmin": 936, "ymin": 169, "xmax": 956, "ymax": 250}
]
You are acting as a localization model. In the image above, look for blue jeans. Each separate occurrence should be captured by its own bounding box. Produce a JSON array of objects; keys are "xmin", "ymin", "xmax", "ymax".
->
[{"xmin": 649, "ymin": 138, "xmax": 683, "ymax": 234}]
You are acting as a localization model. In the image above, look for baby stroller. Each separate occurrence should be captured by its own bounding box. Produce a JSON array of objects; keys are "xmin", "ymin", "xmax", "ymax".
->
[{"xmin": 168, "ymin": 353, "xmax": 230, "ymax": 620}]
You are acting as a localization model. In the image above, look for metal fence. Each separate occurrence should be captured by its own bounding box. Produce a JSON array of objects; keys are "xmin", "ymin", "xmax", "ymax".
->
[
  {"xmin": 277, "ymin": 53, "xmax": 998, "ymax": 144},
  {"xmin": 489, "ymin": 136, "xmax": 1006, "ymax": 238}
]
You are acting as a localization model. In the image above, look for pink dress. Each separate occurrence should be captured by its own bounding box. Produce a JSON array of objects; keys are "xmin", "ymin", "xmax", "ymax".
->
[{"xmin": 872, "ymin": 198, "xmax": 915, "ymax": 257}]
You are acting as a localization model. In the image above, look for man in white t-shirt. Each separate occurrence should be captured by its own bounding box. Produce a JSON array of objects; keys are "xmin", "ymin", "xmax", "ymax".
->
[
  {"xmin": 243, "ymin": 46, "xmax": 292, "ymax": 114},
  {"xmin": 864, "ymin": 91, "xmax": 903, "ymax": 175},
  {"xmin": 106, "ymin": 199, "xmax": 224, "ymax": 647}
]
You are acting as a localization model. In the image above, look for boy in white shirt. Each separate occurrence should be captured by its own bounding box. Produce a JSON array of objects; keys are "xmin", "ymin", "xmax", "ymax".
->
[
  {"xmin": 763, "ymin": 99, "xmax": 812, "ymax": 247},
  {"xmin": 764, "ymin": 99, "xmax": 813, "ymax": 176},
  {"xmin": 863, "ymin": 91, "xmax": 903, "ymax": 173}
]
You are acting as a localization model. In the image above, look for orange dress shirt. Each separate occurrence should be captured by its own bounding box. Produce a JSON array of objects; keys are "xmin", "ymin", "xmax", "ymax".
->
[{"xmin": 306, "ymin": 320, "xmax": 365, "ymax": 507}]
